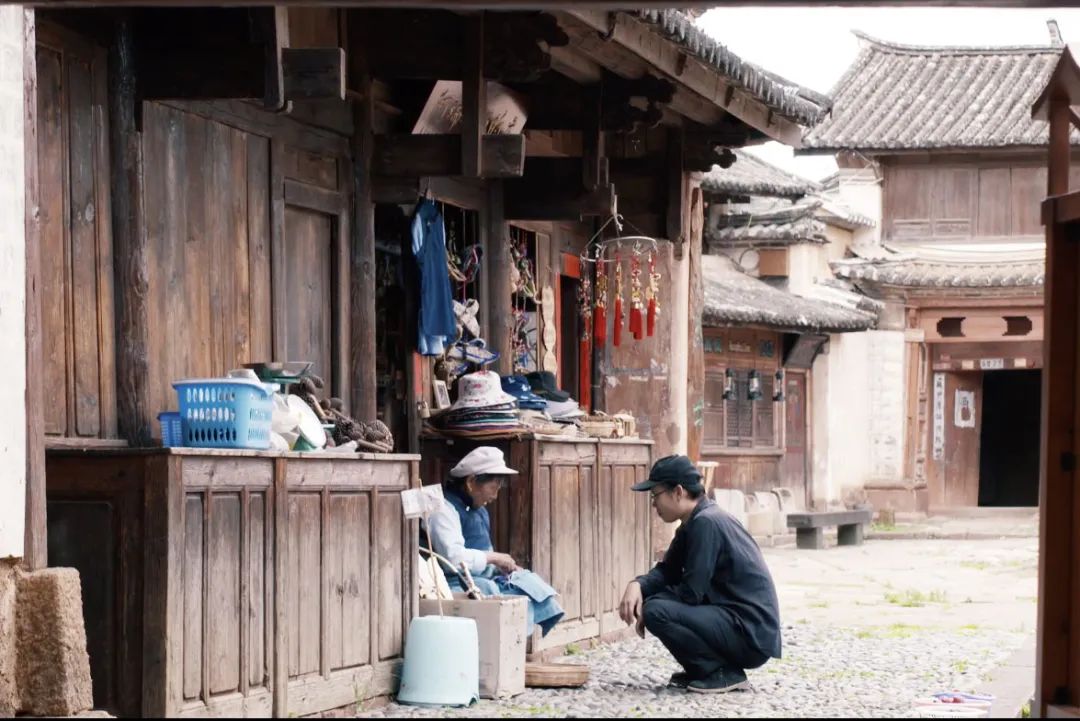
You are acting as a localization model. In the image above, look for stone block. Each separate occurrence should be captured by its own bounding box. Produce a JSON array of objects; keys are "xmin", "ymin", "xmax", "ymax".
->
[
  {"xmin": 0, "ymin": 562, "xmax": 17, "ymax": 716},
  {"xmin": 16, "ymin": 568, "xmax": 93, "ymax": 716},
  {"xmin": 746, "ymin": 509, "xmax": 774, "ymax": 537}
]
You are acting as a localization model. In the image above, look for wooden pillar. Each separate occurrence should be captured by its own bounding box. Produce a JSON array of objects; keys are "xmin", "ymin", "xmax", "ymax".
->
[
  {"xmin": 461, "ymin": 12, "xmax": 484, "ymax": 179},
  {"xmin": 1036, "ymin": 97, "xmax": 1079, "ymax": 715},
  {"xmin": 686, "ymin": 186, "xmax": 704, "ymax": 465},
  {"xmin": 109, "ymin": 16, "xmax": 152, "ymax": 447},
  {"xmin": 350, "ymin": 63, "xmax": 377, "ymax": 421},
  {"xmin": 23, "ymin": 8, "xmax": 45, "ymax": 570},
  {"xmin": 486, "ymin": 181, "xmax": 512, "ymax": 376}
]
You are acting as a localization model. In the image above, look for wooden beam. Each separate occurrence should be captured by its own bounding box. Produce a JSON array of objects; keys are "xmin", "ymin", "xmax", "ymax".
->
[
  {"xmin": 23, "ymin": 7, "xmax": 45, "ymax": 570},
  {"xmin": 486, "ymin": 182, "xmax": 512, "ymax": 376},
  {"xmin": 666, "ymin": 126, "xmax": 687, "ymax": 254},
  {"xmin": 686, "ymin": 186, "xmax": 705, "ymax": 465},
  {"xmin": 563, "ymin": 10, "xmax": 803, "ymax": 144},
  {"xmin": 373, "ymin": 133, "xmax": 525, "ymax": 178},
  {"xmin": 461, "ymin": 13, "xmax": 485, "ymax": 178},
  {"xmin": 581, "ymin": 84, "xmax": 604, "ymax": 190},
  {"xmin": 1037, "ymin": 97, "xmax": 1080, "ymax": 717},
  {"xmin": 261, "ymin": 6, "xmax": 287, "ymax": 110},
  {"xmin": 351, "ymin": 63, "xmax": 377, "ymax": 421},
  {"xmin": 282, "ymin": 48, "xmax": 345, "ymax": 101},
  {"xmin": 109, "ymin": 15, "xmax": 152, "ymax": 446}
]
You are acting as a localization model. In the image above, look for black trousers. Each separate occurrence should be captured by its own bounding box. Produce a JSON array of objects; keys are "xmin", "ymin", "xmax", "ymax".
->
[{"xmin": 642, "ymin": 590, "xmax": 769, "ymax": 679}]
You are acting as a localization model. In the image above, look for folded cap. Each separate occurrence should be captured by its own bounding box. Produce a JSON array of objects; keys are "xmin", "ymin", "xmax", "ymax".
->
[
  {"xmin": 449, "ymin": 446, "xmax": 519, "ymax": 478},
  {"xmin": 526, "ymin": 370, "xmax": 571, "ymax": 402},
  {"xmin": 631, "ymin": 454, "xmax": 703, "ymax": 492},
  {"xmin": 501, "ymin": 375, "xmax": 547, "ymax": 404}
]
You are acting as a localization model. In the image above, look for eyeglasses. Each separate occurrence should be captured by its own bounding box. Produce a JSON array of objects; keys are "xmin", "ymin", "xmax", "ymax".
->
[{"xmin": 649, "ymin": 486, "xmax": 672, "ymax": 500}]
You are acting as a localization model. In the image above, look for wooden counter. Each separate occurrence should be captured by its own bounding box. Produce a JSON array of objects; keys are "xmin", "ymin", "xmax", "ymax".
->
[
  {"xmin": 46, "ymin": 447, "xmax": 420, "ymax": 718},
  {"xmin": 419, "ymin": 435, "xmax": 653, "ymax": 658}
]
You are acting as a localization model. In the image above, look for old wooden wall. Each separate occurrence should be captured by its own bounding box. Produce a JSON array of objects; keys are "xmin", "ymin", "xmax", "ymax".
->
[
  {"xmin": 45, "ymin": 450, "xmax": 417, "ymax": 718},
  {"xmin": 883, "ymin": 154, "xmax": 1080, "ymax": 243},
  {"xmin": 37, "ymin": 23, "xmax": 118, "ymax": 442},
  {"xmin": 925, "ymin": 371, "xmax": 983, "ymax": 508}
]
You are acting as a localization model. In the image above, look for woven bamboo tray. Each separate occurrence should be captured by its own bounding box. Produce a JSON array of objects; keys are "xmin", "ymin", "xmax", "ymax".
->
[{"xmin": 525, "ymin": 662, "xmax": 590, "ymax": 688}]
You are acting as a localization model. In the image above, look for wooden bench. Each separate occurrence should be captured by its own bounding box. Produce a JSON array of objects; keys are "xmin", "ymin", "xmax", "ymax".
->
[{"xmin": 786, "ymin": 509, "xmax": 873, "ymax": 550}]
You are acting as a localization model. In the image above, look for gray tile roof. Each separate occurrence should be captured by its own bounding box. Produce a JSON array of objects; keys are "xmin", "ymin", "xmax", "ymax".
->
[
  {"xmin": 701, "ymin": 149, "xmax": 820, "ymax": 199},
  {"xmin": 709, "ymin": 201, "xmax": 829, "ymax": 247},
  {"xmin": 802, "ymin": 32, "xmax": 1073, "ymax": 152},
  {"xmin": 707, "ymin": 194, "xmax": 874, "ymax": 248},
  {"xmin": 703, "ymin": 254, "xmax": 878, "ymax": 332},
  {"xmin": 831, "ymin": 251, "xmax": 1046, "ymax": 288},
  {"xmin": 634, "ymin": 10, "xmax": 831, "ymax": 127}
]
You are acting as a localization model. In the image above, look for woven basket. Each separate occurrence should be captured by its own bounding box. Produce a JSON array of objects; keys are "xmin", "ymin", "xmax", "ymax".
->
[
  {"xmin": 580, "ymin": 420, "xmax": 618, "ymax": 438},
  {"xmin": 525, "ymin": 662, "xmax": 590, "ymax": 688}
]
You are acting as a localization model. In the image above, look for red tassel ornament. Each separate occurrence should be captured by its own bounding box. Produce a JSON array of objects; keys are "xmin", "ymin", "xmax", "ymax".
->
[{"xmin": 613, "ymin": 252, "xmax": 624, "ymax": 347}]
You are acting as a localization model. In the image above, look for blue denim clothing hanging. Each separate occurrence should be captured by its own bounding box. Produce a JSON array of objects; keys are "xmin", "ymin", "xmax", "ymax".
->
[{"xmin": 411, "ymin": 199, "xmax": 457, "ymax": 356}]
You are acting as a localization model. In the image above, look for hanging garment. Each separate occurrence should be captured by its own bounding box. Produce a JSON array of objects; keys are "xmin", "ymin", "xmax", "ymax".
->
[{"xmin": 411, "ymin": 199, "xmax": 458, "ymax": 356}]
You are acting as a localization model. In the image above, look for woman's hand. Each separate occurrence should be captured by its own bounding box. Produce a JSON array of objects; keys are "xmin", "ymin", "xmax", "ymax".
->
[
  {"xmin": 619, "ymin": 581, "xmax": 643, "ymax": 627},
  {"xmin": 486, "ymin": 551, "xmax": 519, "ymax": 574}
]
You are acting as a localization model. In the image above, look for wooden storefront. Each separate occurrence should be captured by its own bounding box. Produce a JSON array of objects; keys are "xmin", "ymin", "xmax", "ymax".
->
[
  {"xmin": 700, "ymin": 327, "xmax": 789, "ymax": 496},
  {"xmin": 24, "ymin": 5, "xmax": 826, "ymax": 717}
]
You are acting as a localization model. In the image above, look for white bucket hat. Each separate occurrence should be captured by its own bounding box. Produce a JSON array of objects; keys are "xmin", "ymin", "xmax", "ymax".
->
[
  {"xmin": 450, "ymin": 446, "xmax": 519, "ymax": 478},
  {"xmin": 450, "ymin": 371, "xmax": 515, "ymax": 411}
]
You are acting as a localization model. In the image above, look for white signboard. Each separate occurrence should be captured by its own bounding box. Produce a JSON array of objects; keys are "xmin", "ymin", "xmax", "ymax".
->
[
  {"xmin": 979, "ymin": 358, "xmax": 1005, "ymax": 370},
  {"xmin": 401, "ymin": 484, "xmax": 445, "ymax": 520},
  {"xmin": 955, "ymin": 390, "xmax": 976, "ymax": 429},
  {"xmin": 413, "ymin": 80, "xmax": 527, "ymax": 135},
  {"xmin": 932, "ymin": 374, "xmax": 946, "ymax": 461}
]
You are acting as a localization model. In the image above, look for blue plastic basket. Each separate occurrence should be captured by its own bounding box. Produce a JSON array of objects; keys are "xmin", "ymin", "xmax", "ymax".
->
[
  {"xmin": 173, "ymin": 379, "xmax": 273, "ymax": 450},
  {"xmin": 158, "ymin": 411, "xmax": 184, "ymax": 448}
]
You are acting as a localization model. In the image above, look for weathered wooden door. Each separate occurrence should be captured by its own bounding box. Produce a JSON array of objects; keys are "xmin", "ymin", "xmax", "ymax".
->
[
  {"xmin": 931, "ymin": 372, "xmax": 983, "ymax": 508},
  {"xmin": 780, "ymin": 371, "xmax": 809, "ymax": 506}
]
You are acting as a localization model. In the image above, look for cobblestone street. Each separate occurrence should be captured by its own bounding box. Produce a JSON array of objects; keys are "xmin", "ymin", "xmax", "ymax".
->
[{"xmin": 359, "ymin": 530, "xmax": 1038, "ymax": 718}]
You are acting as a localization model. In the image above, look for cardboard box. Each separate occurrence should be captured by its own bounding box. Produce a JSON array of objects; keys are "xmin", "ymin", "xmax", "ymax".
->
[{"xmin": 419, "ymin": 594, "xmax": 527, "ymax": 699}]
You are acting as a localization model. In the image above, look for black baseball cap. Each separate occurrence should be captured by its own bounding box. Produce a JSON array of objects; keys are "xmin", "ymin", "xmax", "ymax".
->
[{"xmin": 631, "ymin": 454, "xmax": 703, "ymax": 492}]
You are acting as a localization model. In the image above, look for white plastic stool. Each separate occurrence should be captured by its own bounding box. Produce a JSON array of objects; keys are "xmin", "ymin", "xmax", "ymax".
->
[{"xmin": 396, "ymin": 615, "xmax": 480, "ymax": 707}]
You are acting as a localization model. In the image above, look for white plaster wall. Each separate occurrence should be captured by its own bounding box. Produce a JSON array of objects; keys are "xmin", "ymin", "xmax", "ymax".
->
[
  {"xmin": 811, "ymin": 332, "xmax": 872, "ymax": 507},
  {"xmin": 866, "ymin": 330, "xmax": 907, "ymax": 482},
  {"xmin": 0, "ymin": 7, "xmax": 25, "ymax": 559},
  {"xmin": 836, "ymin": 167, "xmax": 883, "ymax": 247}
]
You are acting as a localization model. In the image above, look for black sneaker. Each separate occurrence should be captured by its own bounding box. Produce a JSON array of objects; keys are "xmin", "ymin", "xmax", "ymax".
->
[
  {"xmin": 668, "ymin": 671, "xmax": 692, "ymax": 688},
  {"xmin": 687, "ymin": 668, "xmax": 750, "ymax": 694}
]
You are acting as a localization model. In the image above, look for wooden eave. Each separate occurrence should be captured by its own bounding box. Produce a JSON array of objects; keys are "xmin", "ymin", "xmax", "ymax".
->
[{"xmin": 554, "ymin": 10, "xmax": 803, "ymax": 145}]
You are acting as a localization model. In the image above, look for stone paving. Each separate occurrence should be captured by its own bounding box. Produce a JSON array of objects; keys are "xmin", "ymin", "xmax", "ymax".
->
[{"xmin": 359, "ymin": 532, "xmax": 1038, "ymax": 718}]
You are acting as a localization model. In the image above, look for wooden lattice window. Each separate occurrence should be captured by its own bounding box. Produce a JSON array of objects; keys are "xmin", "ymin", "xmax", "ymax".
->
[{"xmin": 703, "ymin": 370, "xmax": 779, "ymax": 450}]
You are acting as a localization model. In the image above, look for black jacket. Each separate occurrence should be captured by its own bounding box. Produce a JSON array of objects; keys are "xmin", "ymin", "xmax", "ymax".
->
[{"xmin": 636, "ymin": 496, "xmax": 782, "ymax": 659}]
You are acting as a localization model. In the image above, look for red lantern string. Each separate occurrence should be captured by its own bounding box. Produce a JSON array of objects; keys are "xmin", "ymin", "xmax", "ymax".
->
[
  {"xmin": 593, "ymin": 250, "xmax": 607, "ymax": 347},
  {"xmin": 646, "ymin": 251, "xmax": 658, "ymax": 337},
  {"xmin": 629, "ymin": 253, "xmax": 644, "ymax": 340},
  {"xmin": 613, "ymin": 251, "xmax": 624, "ymax": 347}
]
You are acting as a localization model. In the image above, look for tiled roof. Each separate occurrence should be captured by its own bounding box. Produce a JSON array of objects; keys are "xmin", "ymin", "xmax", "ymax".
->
[
  {"xmin": 634, "ymin": 10, "xmax": 831, "ymax": 127},
  {"xmin": 709, "ymin": 201, "xmax": 829, "ymax": 247},
  {"xmin": 702, "ymin": 254, "xmax": 878, "ymax": 332},
  {"xmin": 831, "ymin": 244, "xmax": 1046, "ymax": 288},
  {"xmin": 707, "ymin": 195, "xmax": 874, "ymax": 248},
  {"xmin": 701, "ymin": 149, "xmax": 820, "ymax": 199},
  {"xmin": 802, "ymin": 32, "xmax": 1074, "ymax": 152}
]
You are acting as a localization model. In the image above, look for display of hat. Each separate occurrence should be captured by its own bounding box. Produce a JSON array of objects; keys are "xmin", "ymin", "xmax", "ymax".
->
[
  {"xmin": 525, "ymin": 371, "xmax": 571, "ymax": 402},
  {"xmin": 501, "ymin": 375, "xmax": 548, "ymax": 410},
  {"xmin": 451, "ymin": 371, "xmax": 516, "ymax": 411}
]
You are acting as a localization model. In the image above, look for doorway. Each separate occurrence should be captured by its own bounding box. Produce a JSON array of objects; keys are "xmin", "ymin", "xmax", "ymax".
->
[{"xmin": 978, "ymin": 369, "xmax": 1041, "ymax": 507}]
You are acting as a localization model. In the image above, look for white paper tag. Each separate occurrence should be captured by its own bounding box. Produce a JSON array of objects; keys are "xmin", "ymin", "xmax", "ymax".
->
[{"xmin": 401, "ymin": 484, "xmax": 445, "ymax": 519}]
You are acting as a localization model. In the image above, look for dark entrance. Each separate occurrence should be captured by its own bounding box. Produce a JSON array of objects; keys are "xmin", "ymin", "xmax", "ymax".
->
[{"xmin": 978, "ymin": 369, "xmax": 1041, "ymax": 507}]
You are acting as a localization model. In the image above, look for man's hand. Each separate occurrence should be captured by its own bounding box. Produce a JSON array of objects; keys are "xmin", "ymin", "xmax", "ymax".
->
[
  {"xmin": 487, "ymin": 551, "xmax": 519, "ymax": 574},
  {"xmin": 619, "ymin": 581, "xmax": 643, "ymax": 627}
]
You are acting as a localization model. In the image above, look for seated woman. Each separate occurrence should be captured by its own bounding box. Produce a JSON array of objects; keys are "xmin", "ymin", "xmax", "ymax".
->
[{"xmin": 423, "ymin": 446, "xmax": 564, "ymax": 637}]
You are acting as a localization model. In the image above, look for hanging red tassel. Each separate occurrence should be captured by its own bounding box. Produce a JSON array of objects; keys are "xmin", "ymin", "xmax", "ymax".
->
[
  {"xmin": 646, "ymin": 251, "xmax": 659, "ymax": 337},
  {"xmin": 647, "ymin": 299, "xmax": 657, "ymax": 337},
  {"xmin": 613, "ymin": 297, "xmax": 623, "ymax": 346},
  {"xmin": 593, "ymin": 305, "xmax": 606, "ymax": 345},
  {"xmin": 630, "ymin": 306, "xmax": 642, "ymax": 340},
  {"xmin": 579, "ymin": 337, "xmax": 591, "ymax": 411}
]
